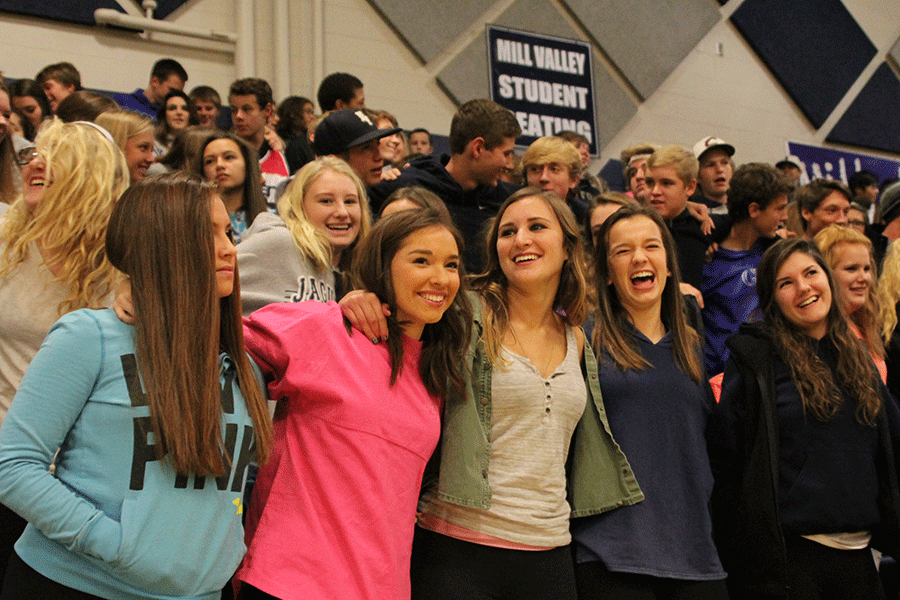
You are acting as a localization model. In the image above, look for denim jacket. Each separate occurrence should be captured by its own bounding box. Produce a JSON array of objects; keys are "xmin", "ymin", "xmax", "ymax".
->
[{"xmin": 429, "ymin": 293, "xmax": 643, "ymax": 516}]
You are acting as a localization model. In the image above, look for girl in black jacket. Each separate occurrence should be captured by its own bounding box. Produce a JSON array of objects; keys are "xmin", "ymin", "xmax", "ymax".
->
[{"xmin": 709, "ymin": 238, "xmax": 900, "ymax": 600}]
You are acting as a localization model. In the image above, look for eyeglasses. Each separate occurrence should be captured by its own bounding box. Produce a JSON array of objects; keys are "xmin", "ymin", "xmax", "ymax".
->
[{"xmin": 17, "ymin": 147, "xmax": 39, "ymax": 167}]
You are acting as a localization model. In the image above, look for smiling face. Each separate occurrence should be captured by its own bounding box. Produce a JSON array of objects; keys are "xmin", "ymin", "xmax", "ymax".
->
[
  {"xmin": 774, "ymin": 251, "xmax": 832, "ymax": 339},
  {"xmin": 165, "ymin": 96, "xmax": 190, "ymax": 131},
  {"xmin": 751, "ymin": 194, "xmax": 789, "ymax": 238},
  {"xmin": 391, "ymin": 225, "xmax": 461, "ymax": 340},
  {"xmin": 697, "ymin": 149, "xmax": 732, "ymax": 201},
  {"xmin": 525, "ymin": 161, "xmax": 577, "ymax": 202},
  {"xmin": 41, "ymin": 78, "xmax": 74, "ymax": 113},
  {"xmin": 21, "ymin": 151, "xmax": 49, "ymax": 213},
  {"xmin": 802, "ymin": 191, "xmax": 849, "ymax": 238},
  {"xmin": 474, "ymin": 137, "xmax": 516, "ymax": 187},
  {"xmin": 302, "ymin": 169, "xmax": 362, "ymax": 258},
  {"xmin": 831, "ymin": 242, "xmax": 872, "ymax": 316},
  {"xmin": 496, "ymin": 195, "xmax": 567, "ymax": 291},
  {"xmin": 124, "ymin": 130, "xmax": 155, "ymax": 182},
  {"xmin": 647, "ymin": 165, "xmax": 696, "ymax": 220},
  {"xmin": 13, "ymin": 95, "xmax": 43, "ymax": 129},
  {"xmin": 606, "ymin": 215, "xmax": 669, "ymax": 318},
  {"xmin": 203, "ymin": 139, "xmax": 247, "ymax": 193},
  {"xmin": 210, "ymin": 195, "xmax": 237, "ymax": 298}
]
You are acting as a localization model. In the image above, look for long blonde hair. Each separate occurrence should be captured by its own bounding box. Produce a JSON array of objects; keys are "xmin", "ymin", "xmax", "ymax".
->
[
  {"xmin": 96, "ymin": 110, "xmax": 154, "ymax": 151},
  {"xmin": 814, "ymin": 224, "xmax": 883, "ymax": 359},
  {"xmin": 0, "ymin": 119, "xmax": 129, "ymax": 314},
  {"xmin": 878, "ymin": 241, "xmax": 900, "ymax": 343},
  {"xmin": 277, "ymin": 156, "xmax": 372, "ymax": 272}
]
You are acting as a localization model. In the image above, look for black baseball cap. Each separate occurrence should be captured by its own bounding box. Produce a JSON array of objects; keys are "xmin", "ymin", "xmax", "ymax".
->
[{"xmin": 313, "ymin": 109, "xmax": 401, "ymax": 156}]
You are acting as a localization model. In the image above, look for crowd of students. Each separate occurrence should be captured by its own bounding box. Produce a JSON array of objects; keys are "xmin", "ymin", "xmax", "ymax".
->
[{"xmin": 1, "ymin": 55, "xmax": 900, "ymax": 600}]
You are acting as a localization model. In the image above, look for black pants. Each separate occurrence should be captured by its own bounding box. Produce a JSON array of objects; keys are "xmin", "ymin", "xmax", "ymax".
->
[
  {"xmin": 0, "ymin": 503, "xmax": 26, "ymax": 593},
  {"xmin": 780, "ymin": 536, "xmax": 886, "ymax": 600},
  {"xmin": 410, "ymin": 526, "xmax": 577, "ymax": 600},
  {"xmin": 241, "ymin": 582, "xmax": 281, "ymax": 599},
  {"xmin": 0, "ymin": 551, "xmax": 104, "ymax": 600},
  {"xmin": 574, "ymin": 559, "xmax": 729, "ymax": 600}
]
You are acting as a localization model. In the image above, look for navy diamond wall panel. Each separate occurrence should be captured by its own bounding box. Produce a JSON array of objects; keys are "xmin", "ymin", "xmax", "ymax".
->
[
  {"xmin": 0, "ymin": 0, "xmax": 125, "ymax": 26},
  {"xmin": 730, "ymin": 0, "xmax": 877, "ymax": 128},
  {"xmin": 827, "ymin": 63, "xmax": 900, "ymax": 154}
]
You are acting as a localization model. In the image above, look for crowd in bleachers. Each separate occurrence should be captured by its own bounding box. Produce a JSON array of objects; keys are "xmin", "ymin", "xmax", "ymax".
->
[{"xmin": 1, "ymin": 56, "xmax": 900, "ymax": 600}]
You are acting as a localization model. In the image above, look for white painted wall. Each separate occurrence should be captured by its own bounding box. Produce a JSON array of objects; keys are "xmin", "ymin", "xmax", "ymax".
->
[
  {"xmin": 599, "ymin": 0, "xmax": 900, "ymax": 170},
  {"xmin": 0, "ymin": 0, "xmax": 897, "ymax": 171}
]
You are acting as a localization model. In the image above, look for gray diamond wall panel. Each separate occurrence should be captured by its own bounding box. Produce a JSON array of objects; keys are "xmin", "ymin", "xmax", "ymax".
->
[
  {"xmin": 563, "ymin": 0, "xmax": 720, "ymax": 100},
  {"xmin": 366, "ymin": 0, "xmax": 496, "ymax": 63}
]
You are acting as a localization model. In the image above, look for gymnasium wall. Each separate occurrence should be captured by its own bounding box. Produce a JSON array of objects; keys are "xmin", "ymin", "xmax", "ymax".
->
[{"xmin": 1, "ymin": 0, "xmax": 898, "ymax": 171}]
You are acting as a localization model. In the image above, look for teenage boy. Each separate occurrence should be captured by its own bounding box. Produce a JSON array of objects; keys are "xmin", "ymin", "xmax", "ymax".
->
[
  {"xmin": 555, "ymin": 130, "xmax": 605, "ymax": 211},
  {"xmin": 313, "ymin": 109, "xmax": 401, "ymax": 186},
  {"xmin": 229, "ymin": 78, "xmax": 289, "ymax": 209},
  {"xmin": 796, "ymin": 178, "xmax": 850, "ymax": 239},
  {"xmin": 317, "ymin": 72, "xmax": 365, "ymax": 112},
  {"xmin": 645, "ymin": 145, "xmax": 711, "ymax": 291},
  {"xmin": 521, "ymin": 136, "xmax": 587, "ymax": 223},
  {"xmin": 190, "ymin": 86, "xmax": 221, "ymax": 128},
  {"xmin": 116, "ymin": 58, "xmax": 188, "ymax": 120},
  {"xmin": 408, "ymin": 128, "xmax": 433, "ymax": 155},
  {"xmin": 369, "ymin": 98, "xmax": 522, "ymax": 273},
  {"xmin": 701, "ymin": 163, "xmax": 794, "ymax": 375},
  {"xmin": 35, "ymin": 62, "xmax": 82, "ymax": 113},
  {"xmin": 692, "ymin": 136, "xmax": 735, "ymax": 214}
]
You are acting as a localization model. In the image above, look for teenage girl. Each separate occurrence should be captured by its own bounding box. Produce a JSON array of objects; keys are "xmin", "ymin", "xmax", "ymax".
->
[{"xmin": 0, "ymin": 172, "xmax": 273, "ymax": 599}]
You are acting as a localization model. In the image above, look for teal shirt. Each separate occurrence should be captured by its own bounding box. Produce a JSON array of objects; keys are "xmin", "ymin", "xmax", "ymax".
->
[
  {"xmin": 0, "ymin": 309, "xmax": 257, "ymax": 599},
  {"xmin": 429, "ymin": 293, "xmax": 643, "ymax": 516}
]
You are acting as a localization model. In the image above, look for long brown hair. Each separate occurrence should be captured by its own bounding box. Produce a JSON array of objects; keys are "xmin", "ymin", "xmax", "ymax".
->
[
  {"xmin": 0, "ymin": 80, "xmax": 17, "ymax": 206},
  {"xmin": 591, "ymin": 205, "xmax": 703, "ymax": 383},
  {"xmin": 105, "ymin": 172, "xmax": 272, "ymax": 476},
  {"xmin": 194, "ymin": 132, "xmax": 268, "ymax": 228},
  {"xmin": 471, "ymin": 187, "xmax": 589, "ymax": 366},
  {"xmin": 351, "ymin": 208, "xmax": 472, "ymax": 397},
  {"xmin": 757, "ymin": 238, "xmax": 881, "ymax": 425}
]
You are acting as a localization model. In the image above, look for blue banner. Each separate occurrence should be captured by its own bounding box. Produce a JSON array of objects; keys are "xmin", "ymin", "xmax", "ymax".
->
[
  {"xmin": 786, "ymin": 141, "xmax": 900, "ymax": 186},
  {"xmin": 487, "ymin": 25, "xmax": 597, "ymax": 154}
]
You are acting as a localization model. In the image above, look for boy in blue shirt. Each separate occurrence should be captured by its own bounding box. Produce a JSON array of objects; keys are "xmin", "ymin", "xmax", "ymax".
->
[{"xmin": 701, "ymin": 162, "xmax": 794, "ymax": 375}]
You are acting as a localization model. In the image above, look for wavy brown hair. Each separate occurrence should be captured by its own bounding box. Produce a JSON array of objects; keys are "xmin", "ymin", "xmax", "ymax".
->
[
  {"xmin": 105, "ymin": 172, "xmax": 272, "ymax": 476},
  {"xmin": 591, "ymin": 205, "xmax": 703, "ymax": 383},
  {"xmin": 471, "ymin": 188, "xmax": 589, "ymax": 366},
  {"xmin": 757, "ymin": 238, "xmax": 881, "ymax": 425},
  {"xmin": 351, "ymin": 208, "xmax": 472, "ymax": 397}
]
